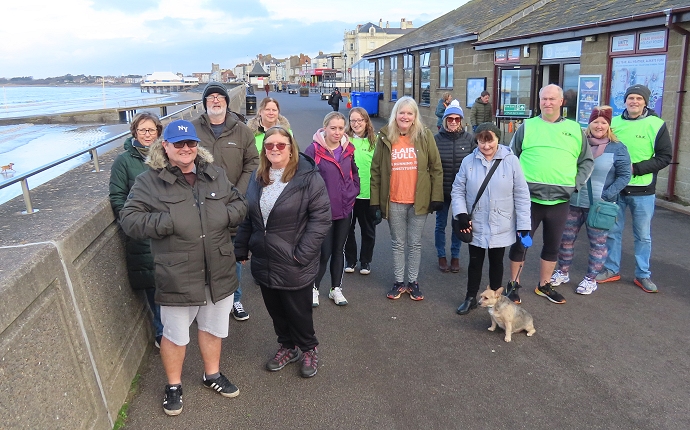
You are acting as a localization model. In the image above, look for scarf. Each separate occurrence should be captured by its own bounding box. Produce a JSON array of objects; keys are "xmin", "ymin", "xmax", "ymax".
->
[
  {"xmin": 588, "ymin": 136, "xmax": 609, "ymax": 159},
  {"xmin": 132, "ymin": 139, "xmax": 151, "ymax": 159}
]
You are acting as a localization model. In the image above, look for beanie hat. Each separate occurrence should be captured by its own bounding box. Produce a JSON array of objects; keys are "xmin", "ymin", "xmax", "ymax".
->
[
  {"xmin": 443, "ymin": 99, "xmax": 464, "ymax": 119},
  {"xmin": 588, "ymin": 106, "xmax": 613, "ymax": 125},
  {"xmin": 624, "ymin": 84, "xmax": 650, "ymax": 106},
  {"xmin": 202, "ymin": 82, "xmax": 230, "ymax": 111},
  {"xmin": 474, "ymin": 122, "xmax": 501, "ymax": 141}
]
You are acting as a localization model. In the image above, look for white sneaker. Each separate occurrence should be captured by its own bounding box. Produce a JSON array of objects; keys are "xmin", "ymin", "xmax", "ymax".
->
[
  {"xmin": 550, "ymin": 269, "xmax": 570, "ymax": 286},
  {"xmin": 328, "ymin": 287, "xmax": 348, "ymax": 306},
  {"xmin": 312, "ymin": 287, "xmax": 319, "ymax": 307},
  {"xmin": 576, "ymin": 277, "xmax": 598, "ymax": 295},
  {"xmin": 344, "ymin": 263, "xmax": 356, "ymax": 273}
]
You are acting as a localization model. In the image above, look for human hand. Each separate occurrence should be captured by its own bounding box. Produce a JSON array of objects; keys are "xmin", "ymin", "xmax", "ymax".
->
[{"xmin": 517, "ymin": 230, "xmax": 532, "ymax": 248}]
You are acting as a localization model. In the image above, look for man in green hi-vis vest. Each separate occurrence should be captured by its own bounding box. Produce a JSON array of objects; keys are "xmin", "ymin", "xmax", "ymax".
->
[
  {"xmin": 595, "ymin": 84, "xmax": 672, "ymax": 293},
  {"xmin": 507, "ymin": 84, "xmax": 593, "ymax": 305}
]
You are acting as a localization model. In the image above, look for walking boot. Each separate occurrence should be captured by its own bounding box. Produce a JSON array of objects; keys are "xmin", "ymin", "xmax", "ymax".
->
[{"xmin": 438, "ymin": 257, "xmax": 449, "ymax": 273}]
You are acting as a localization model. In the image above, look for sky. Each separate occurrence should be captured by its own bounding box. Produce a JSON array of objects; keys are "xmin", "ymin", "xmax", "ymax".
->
[{"xmin": 0, "ymin": 0, "xmax": 461, "ymax": 79}]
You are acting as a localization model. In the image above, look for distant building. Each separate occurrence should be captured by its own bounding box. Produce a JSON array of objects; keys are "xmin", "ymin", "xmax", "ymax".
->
[
  {"xmin": 343, "ymin": 19, "xmax": 415, "ymax": 66},
  {"xmin": 192, "ymin": 72, "xmax": 210, "ymax": 83}
]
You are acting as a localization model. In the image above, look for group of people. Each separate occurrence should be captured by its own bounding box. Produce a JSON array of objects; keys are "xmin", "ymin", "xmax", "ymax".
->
[{"xmin": 108, "ymin": 80, "xmax": 671, "ymax": 417}]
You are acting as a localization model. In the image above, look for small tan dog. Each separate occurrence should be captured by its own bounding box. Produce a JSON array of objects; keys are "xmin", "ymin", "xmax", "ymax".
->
[
  {"xmin": 478, "ymin": 285, "xmax": 536, "ymax": 342},
  {"xmin": 1, "ymin": 163, "xmax": 14, "ymax": 173}
]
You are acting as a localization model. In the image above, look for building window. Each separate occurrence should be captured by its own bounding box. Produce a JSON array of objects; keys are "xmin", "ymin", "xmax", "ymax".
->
[
  {"xmin": 378, "ymin": 58, "xmax": 384, "ymax": 91},
  {"xmin": 439, "ymin": 46, "xmax": 454, "ymax": 88},
  {"xmin": 402, "ymin": 54, "xmax": 414, "ymax": 97},
  {"xmin": 390, "ymin": 56, "xmax": 398, "ymax": 101},
  {"xmin": 419, "ymin": 51, "xmax": 431, "ymax": 106},
  {"xmin": 498, "ymin": 67, "xmax": 533, "ymax": 116}
]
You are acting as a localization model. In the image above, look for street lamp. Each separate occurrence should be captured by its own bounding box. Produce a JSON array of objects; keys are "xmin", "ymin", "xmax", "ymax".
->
[{"xmin": 343, "ymin": 53, "xmax": 347, "ymax": 88}]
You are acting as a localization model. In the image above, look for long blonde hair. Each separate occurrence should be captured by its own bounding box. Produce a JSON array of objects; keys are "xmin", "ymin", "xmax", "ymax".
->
[
  {"xmin": 256, "ymin": 126, "xmax": 300, "ymax": 185},
  {"xmin": 386, "ymin": 96, "xmax": 424, "ymax": 143}
]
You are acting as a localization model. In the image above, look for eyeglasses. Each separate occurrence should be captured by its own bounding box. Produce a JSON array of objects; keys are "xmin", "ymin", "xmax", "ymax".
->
[
  {"xmin": 350, "ymin": 119, "xmax": 365, "ymax": 124},
  {"xmin": 446, "ymin": 117, "xmax": 462, "ymax": 123},
  {"xmin": 136, "ymin": 128, "xmax": 157, "ymax": 135},
  {"xmin": 170, "ymin": 141, "xmax": 198, "ymax": 149},
  {"xmin": 264, "ymin": 142, "xmax": 290, "ymax": 150},
  {"xmin": 205, "ymin": 95, "xmax": 225, "ymax": 101}
]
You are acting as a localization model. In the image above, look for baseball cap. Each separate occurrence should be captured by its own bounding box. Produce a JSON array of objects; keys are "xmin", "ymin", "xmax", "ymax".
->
[{"xmin": 163, "ymin": 120, "xmax": 200, "ymax": 143}]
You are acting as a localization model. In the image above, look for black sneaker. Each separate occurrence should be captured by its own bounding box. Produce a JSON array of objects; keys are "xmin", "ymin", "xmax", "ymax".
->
[
  {"xmin": 266, "ymin": 346, "xmax": 301, "ymax": 372},
  {"xmin": 535, "ymin": 282, "xmax": 566, "ymax": 304},
  {"xmin": 359, "ymin": 263, "xmax": 371, "ymax": 275},
  {"xmin": 386, "ymin": 282, "xmax": 408, "ymax": 299},
  {"xmin": 300, "ymin": 348, "xmax": 319, "ymax": 378},
  {"xmin": 504, "ymin": 281, "xmax": 522, "ymax": 304},
  {"xmin": 232, "ymin": 301, "xmax": 249, "ymax": 321},
  {"xmin": 202, "ymin": 373, "xmax": 240, "ymax": 397},
  {"xmin": 408, "ymin": 281, "xmax": 424, "ymax": 301},
  {"xmin": 344, "ymin": 263, "xmax": 356, "ymax": 273},
  {"xmin": 163, "ymin": 384, "xmax": 183, "ymax": 416}
]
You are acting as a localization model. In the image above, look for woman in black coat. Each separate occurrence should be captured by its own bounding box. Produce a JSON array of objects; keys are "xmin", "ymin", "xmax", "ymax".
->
[{"xmin": 234, "ymin": 126, "xmax": 331, "ymax": 378}]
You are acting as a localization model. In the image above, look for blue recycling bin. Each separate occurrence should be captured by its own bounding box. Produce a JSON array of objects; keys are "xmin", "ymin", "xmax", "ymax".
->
[{"xmin": 351, "ymin": 92, "xmax": 380, "ymax": 116}]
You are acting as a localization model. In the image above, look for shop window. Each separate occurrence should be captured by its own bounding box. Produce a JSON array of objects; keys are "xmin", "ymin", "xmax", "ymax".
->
[
  {"xmin": 390, "ymin": 56, "xmax": 398, "ymax": 101},
  {"xmin": 439, "ymin": 46, "xmax": 454, "ymax": 88},
  {"xmin": 419, "ymin": 51, "xmax": 431, "ymax": 106},
  {"xmin": 403, "ymin": 54, "xmax": 414, "ymax": 97},
  {"xmin": 498, "ymin": 68, "xmax": 533, "ymax": 116}
]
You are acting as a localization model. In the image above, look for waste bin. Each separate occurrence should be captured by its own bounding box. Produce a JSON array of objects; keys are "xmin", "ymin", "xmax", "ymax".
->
[
  {"xmin": 351, "ymin": 92, "xmax": 380, "ymax": 117},
  {"xmin": 246, "ymin": 95, "xmax": 257, "ymax": 116}
]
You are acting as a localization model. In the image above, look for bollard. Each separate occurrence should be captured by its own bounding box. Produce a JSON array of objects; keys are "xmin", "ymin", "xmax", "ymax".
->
[{"xmin": 246, "ymin": 95, "xmax": 257, "ymax": 116}]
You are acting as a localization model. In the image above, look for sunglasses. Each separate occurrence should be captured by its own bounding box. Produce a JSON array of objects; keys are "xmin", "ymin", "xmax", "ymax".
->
[
  {"xmin": 170, "ymin": 141, "xmax": 198, "ymax": 149},
  {"xmin": 264, "ymin": 142, "xmax": 290, "ymax": 150},
  {"xmin": 446, "ymin": 117, "xmax": 462, "ymax": 123}
]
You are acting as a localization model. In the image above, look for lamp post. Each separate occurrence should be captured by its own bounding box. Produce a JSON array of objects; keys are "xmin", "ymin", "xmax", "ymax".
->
[{"xmin": 343, "ymin": 53, "xmax": 348, "ymax": 89}]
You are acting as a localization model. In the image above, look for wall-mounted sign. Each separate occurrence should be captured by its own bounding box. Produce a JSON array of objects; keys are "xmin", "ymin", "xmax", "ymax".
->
[
  {"xmin": 611, "ymin": 34, "xmax": 635, "ymax": 52},
  {"xmin": 495, "ymin": 50, "xmax": 507, "ymax": 63},
  {"xmin": 576, "ymin": 75, "xmax": 602, "ymax": 127},
  {"xmin": 609, "ymin": 55, "xmax": 666, "ymax": 116},
  {"xmin": 542, "ymin": 40, "xmax": 582, "ymax": 60},
  {"xmin": 503, "ymin": 104, "xmax": 527, "ymax": 116},
  {"xmin": 639, "ymin": 30, "xmax": 666, "ymax": 50},
  {"xmin": 507, "ymin": 48, "xmax": 520, "ymax": 61}
]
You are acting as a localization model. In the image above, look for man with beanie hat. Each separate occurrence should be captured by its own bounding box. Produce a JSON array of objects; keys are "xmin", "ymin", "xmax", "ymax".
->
[
  {"xmin": 596, "ymin": 85, "xmax": 672, "ymax": 293},
  {"xmin": 193, "ymin": 82, "xmax": 259, "ymax": 320},
  {"xmin": 434, "ymin": 100, "xmax": 475, "ymax": 273}
]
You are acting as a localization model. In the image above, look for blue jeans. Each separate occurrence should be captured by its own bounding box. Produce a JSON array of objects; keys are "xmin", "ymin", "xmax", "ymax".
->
[
  {"xmin": 234, "ymin": 262, "xmax": 242, "ymax": 302},
  {"xmin": 434, "ymin": 200, "xmax": 461, "ymax": 259},
  {"xmin": 603, "ymin": 194, "xmax": 655, "ymax": 279}
]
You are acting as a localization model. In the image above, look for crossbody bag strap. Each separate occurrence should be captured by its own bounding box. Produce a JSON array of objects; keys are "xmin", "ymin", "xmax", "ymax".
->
[
  {"xmin": 587, "ymin": 178, "xmax": 594, "ymax": 206},
  {"xmin": 470, "ymin": 158, "xmax": 502, "ymax": 215}
]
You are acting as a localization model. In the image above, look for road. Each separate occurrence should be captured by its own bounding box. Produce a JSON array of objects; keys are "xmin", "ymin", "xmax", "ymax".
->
[{"xmin": 124, "ymin": 90, "xmax": 690, "ymax": 429}]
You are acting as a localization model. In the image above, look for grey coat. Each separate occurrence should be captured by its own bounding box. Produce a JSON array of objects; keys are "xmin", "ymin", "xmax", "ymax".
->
[{"xmin": 451, "ymin": 145, "xmax": 531, "ymax": 249}]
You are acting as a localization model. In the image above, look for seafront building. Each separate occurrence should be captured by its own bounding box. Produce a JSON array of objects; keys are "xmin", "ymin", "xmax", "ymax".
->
[{"xmin": 362, "ymin": 0, "xmax": 690, "ymax": 202}]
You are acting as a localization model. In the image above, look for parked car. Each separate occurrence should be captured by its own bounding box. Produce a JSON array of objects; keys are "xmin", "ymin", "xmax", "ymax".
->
[{"xmin": 287, "ymin": 84, "xmax": 299, "ymax": 94}]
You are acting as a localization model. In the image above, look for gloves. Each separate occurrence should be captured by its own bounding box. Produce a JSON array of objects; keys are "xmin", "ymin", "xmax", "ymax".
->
[
  {"xmin": 452, "ymin": 213, "xmax": 471, "ymax": 238},
  {"xmin": 369, "ymin": 205, "xmax": 382, "ymax": 226},
  {"xmin": 517, "ymin": 230, "xmax": 532, "ymax": 248},
  {"xmin": 429, "ymin": 201, "xmax": 444, "ymax": 213}
]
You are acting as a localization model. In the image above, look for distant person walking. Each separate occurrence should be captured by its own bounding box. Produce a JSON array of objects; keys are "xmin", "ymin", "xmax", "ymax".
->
[
  {"xmin": 470, "ymin": 91, "xmax": 494, "ymax": 132},
  {"xmin": 264, "ymin": 82, "xmax": 270, "ymax": 97},
  {"xmin": 329, "ymin": 88, "xmax": 343, "ymax": 112},
  {"xmin": 435, "ymin": 92, "xmax": 452, "ymax": 130}
]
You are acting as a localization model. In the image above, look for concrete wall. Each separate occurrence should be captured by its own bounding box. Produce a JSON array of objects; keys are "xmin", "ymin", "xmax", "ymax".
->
[{"xmin": 0, "ymin": 85, "xmax": 245, "ymax": 429}]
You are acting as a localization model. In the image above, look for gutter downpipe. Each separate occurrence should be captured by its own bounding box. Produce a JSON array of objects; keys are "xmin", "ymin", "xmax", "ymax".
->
[{"xmin": 665, "ymin": 9, "xmax": 689, "ymax": 201}]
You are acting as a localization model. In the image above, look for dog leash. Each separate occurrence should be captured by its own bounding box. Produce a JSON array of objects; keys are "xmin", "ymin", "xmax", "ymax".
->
[{"xmin": 505, "ymin": 245, "xmax": 528, "ymax": 296}]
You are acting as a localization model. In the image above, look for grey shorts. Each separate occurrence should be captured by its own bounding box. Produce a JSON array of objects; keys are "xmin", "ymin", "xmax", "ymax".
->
[{"xmin": 160, "ymin": 287, "xmax": 233, "ymax": 346}]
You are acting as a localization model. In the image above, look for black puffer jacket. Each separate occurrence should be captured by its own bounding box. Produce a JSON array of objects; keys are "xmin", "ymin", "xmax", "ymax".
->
[
  {"xmin": 234, "ymin": 154, "xmax": 332, "ymax": 290},
  {"xmin": 434, "ymin": 129, "xmax": 476, "ymax": 200}
]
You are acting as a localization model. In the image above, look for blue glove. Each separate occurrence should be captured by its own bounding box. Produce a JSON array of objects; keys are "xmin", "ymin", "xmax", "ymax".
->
[{"xmin": 518, "ymin": 230, "xmax": 532, "ymax": 248}]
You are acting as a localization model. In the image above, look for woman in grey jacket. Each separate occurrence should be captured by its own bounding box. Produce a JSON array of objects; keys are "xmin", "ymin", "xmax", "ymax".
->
[{"xmin": 451, "ymin": 123, "xmax": 531, "ymax": 314}]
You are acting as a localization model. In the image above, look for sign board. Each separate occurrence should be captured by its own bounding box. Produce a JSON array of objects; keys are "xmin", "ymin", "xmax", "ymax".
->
[
  {"xmin": 503, "ymin": 104, "xmax": 527, "ymax": 116},
  {"xmin": 576, "ymin": 75, "xmax": 602, "ymax": 127}
]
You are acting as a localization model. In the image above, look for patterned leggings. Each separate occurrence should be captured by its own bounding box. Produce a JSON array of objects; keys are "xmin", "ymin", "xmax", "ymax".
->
[{"xmin": 556, "ymin": 206, "xmax": 609, "ymax": 279}]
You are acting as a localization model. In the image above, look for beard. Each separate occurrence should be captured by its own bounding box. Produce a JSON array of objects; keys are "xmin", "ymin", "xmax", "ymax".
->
[{"xmin": 208, "ymin": 104, "xmax": 227, "ymax": 116}]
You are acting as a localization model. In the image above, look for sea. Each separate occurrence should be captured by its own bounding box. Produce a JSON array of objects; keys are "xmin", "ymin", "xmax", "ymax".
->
[{"xmin": 0, "ymin": 86, "xmax": 198, "ymax": 205}]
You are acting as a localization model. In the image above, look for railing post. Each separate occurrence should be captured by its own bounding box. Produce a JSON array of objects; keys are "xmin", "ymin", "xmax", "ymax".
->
[
  {"xmin": 20, "ymin": 179, "xmax": 38, "ymax": 214},
  {"xmin": 91, "ymin": 149, "xmax": 101, "ymax": 172}
]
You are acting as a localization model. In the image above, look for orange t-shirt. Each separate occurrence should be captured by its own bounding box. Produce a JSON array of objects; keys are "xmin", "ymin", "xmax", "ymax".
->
[{"xmin": 389, "ymin": 135, "xmax": 418, "ymax": 204}]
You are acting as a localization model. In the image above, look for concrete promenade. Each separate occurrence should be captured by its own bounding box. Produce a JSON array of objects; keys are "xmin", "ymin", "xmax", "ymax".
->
[{"xmin": 123, "ymin": 92, "xmax": 690, "ymax": 429}]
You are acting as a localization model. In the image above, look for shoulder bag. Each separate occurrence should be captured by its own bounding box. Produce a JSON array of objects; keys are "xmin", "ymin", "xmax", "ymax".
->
[
  {"xmin": 455, "ymin": 158, "xmax": 502, "ymax": 243},
  {"xmin": 586, "ymin": 179, "xmax": 619, "ymax": 230}
]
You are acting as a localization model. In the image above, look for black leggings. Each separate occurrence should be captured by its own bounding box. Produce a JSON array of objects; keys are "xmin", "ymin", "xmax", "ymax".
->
[
  {"xmin": 509, "ymin": 201, "xmax": 570, "ymax": 262},
  {"xmin": 315, "ymin": 216, "xmax": 351, "ymax": 290},
  {"xmin": 345, "ymin": 199, "xmax": 376, "ymax": 265},
  {"xmin": 467, "ymin": 245, "xmax": 506, "ymax": 298}
]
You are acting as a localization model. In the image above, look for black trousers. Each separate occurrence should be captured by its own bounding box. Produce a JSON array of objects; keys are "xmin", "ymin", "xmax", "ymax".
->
[
  {"xmin": 466, "ymin": 245, "xmax": 506, "ymax": 298},
  {"xmin": 345, "ymin": 199, "xmax": 376, "ymax": 265},
  {"xmin": 315, "ymin": 216, "xmax": 351, "ymax": 290},
  {"xmin": 260, "ymin": 284, "xmax": 318, "ymax": 352}
]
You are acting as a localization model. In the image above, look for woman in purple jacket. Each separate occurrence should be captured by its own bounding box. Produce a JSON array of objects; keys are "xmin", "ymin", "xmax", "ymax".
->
[{"xmin": 304, "ymin": 112, "xmax": 360, "ymax": 307}]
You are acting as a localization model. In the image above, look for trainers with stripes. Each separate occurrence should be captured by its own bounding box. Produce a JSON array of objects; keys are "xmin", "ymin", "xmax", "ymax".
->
[
  {"xmin": 550, "ymin": 270, "xmax": 570, "ymax": 286},
  {"xmin": 576, "ymin": 277, "xmax": 598, "ymax": 295},
  {"xmin": 387, "ymin": 282, "xmax": 408, "ymax": 299},
  {"xmin": 266, "ymin": 346, "xmax": 301, "ymax": 372},
  {"xmin": 300, "ymin": 348, "xmax": 319, "ymax": 378},
  {"xmin": 535, "ymin": 282, "xmax": 566, "ymax": 304},
  {"xmin": 329, "ymin": 287, "xmax": 348, "ymax": 305},
  {"xmin": 163, "ymin": 384, "xmax": 183, "ymax": 416},
  {"xmin": 202, "ymin": 373, "xmax": 239, "ymax": 398},
  {"xmin": 408, "ymin": 281, "xmax": 424, "ymax": 301},
  {"xmin": 595, "ymin": 268, "xmax": 620, "ymax": 283},
  {"xmin": 232, "ymin": 301, "xmax": 249, "ymax": 321},
  {"xmin": 312, "ymin": 287, "xmax": 319, "ymax": 307}
]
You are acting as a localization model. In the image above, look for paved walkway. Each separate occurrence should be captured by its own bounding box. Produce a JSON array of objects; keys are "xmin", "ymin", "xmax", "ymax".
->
[{"xmin": 124, "ymin": 92, "xmax": 690, "ymax": 429}]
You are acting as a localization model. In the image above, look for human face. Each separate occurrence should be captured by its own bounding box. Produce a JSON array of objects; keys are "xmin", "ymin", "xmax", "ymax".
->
[
  {"xmin": 164, "ymin": 140, "xmax": 197, "ymax": 173},
  {"xmin": 481, "ymin": 94, "xmax": 490, "ymax": 103},
  {"xmin": 539, "ymin": 86, "xmax": 563, "ymax": 122},
  {"xmin": 260, "ymin": 101, "xmax": 279, "ymax": 128},
  {"xmin": 396, "ymin": 105, "xmax": 415, "ymax": 133},
  {"xmin": 477, "ymin": 132, "xmax": 499, "ymax": 160},
  {"xmin": 264, "ymin": 133, "xmax": 291, "ymax": 169},
  {"xmin": 324, "ymin": 118, "xmax": 345, "ymax": 147},
  {"xmin": 445, "ymin": 115, "xmax": 462, "ymax": 132},
  {"xmin": 349, "ymin": 112, "xmax": 367, "ymax": 136},
  {"xmin": 625, "ymin": 94, "xmax": 646, "ymax": 118},
  {"xmin": 135, "ymin": 119, "xmax": 158, "ymax": 146},
  {"xmin": 206, "ymin": 93, "xmax": 227, "ymax": 117},
  {"xmin": 588, "ymin": 117, "xmax": 610, "ymax": 139}
]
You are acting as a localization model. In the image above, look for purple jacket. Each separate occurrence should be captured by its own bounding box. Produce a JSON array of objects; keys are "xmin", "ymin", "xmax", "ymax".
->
[{"xmin": 304, "ymin": 130, "xmax": 360, "ymax": 220}]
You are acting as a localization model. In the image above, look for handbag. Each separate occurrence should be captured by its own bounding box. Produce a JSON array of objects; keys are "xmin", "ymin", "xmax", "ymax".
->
[
  {"xmin": 454, "ymin": 159, "xmax": 502, "ymax": 243},
  {"xmin": 586, "ymin": 179, "xmax": 619, "ymax": 230}
]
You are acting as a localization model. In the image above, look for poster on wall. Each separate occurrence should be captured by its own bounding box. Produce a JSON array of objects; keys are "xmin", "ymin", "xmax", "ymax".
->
[
  {"xmin": 609, "ymin": 55, "xmax": 666, "ymax": 116},
  {"xmin": 576, "ymin": 75, "xmax": 602, "ymax": 127}
]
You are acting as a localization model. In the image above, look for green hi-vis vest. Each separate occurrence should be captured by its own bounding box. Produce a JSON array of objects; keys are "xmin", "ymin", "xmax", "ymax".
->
[
  {"xmin": 611, "ymin": 115, "xmax": 663, "ymax": 187},
  {"xmin": 520, "ymin": 117, "xmax": 583, "ymax": 203}
]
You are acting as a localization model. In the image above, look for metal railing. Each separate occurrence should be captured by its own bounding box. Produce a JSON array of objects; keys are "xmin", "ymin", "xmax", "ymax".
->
[{"xmin": 0, "ymin": 101, "xmax": 203, "ymax": 214}]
